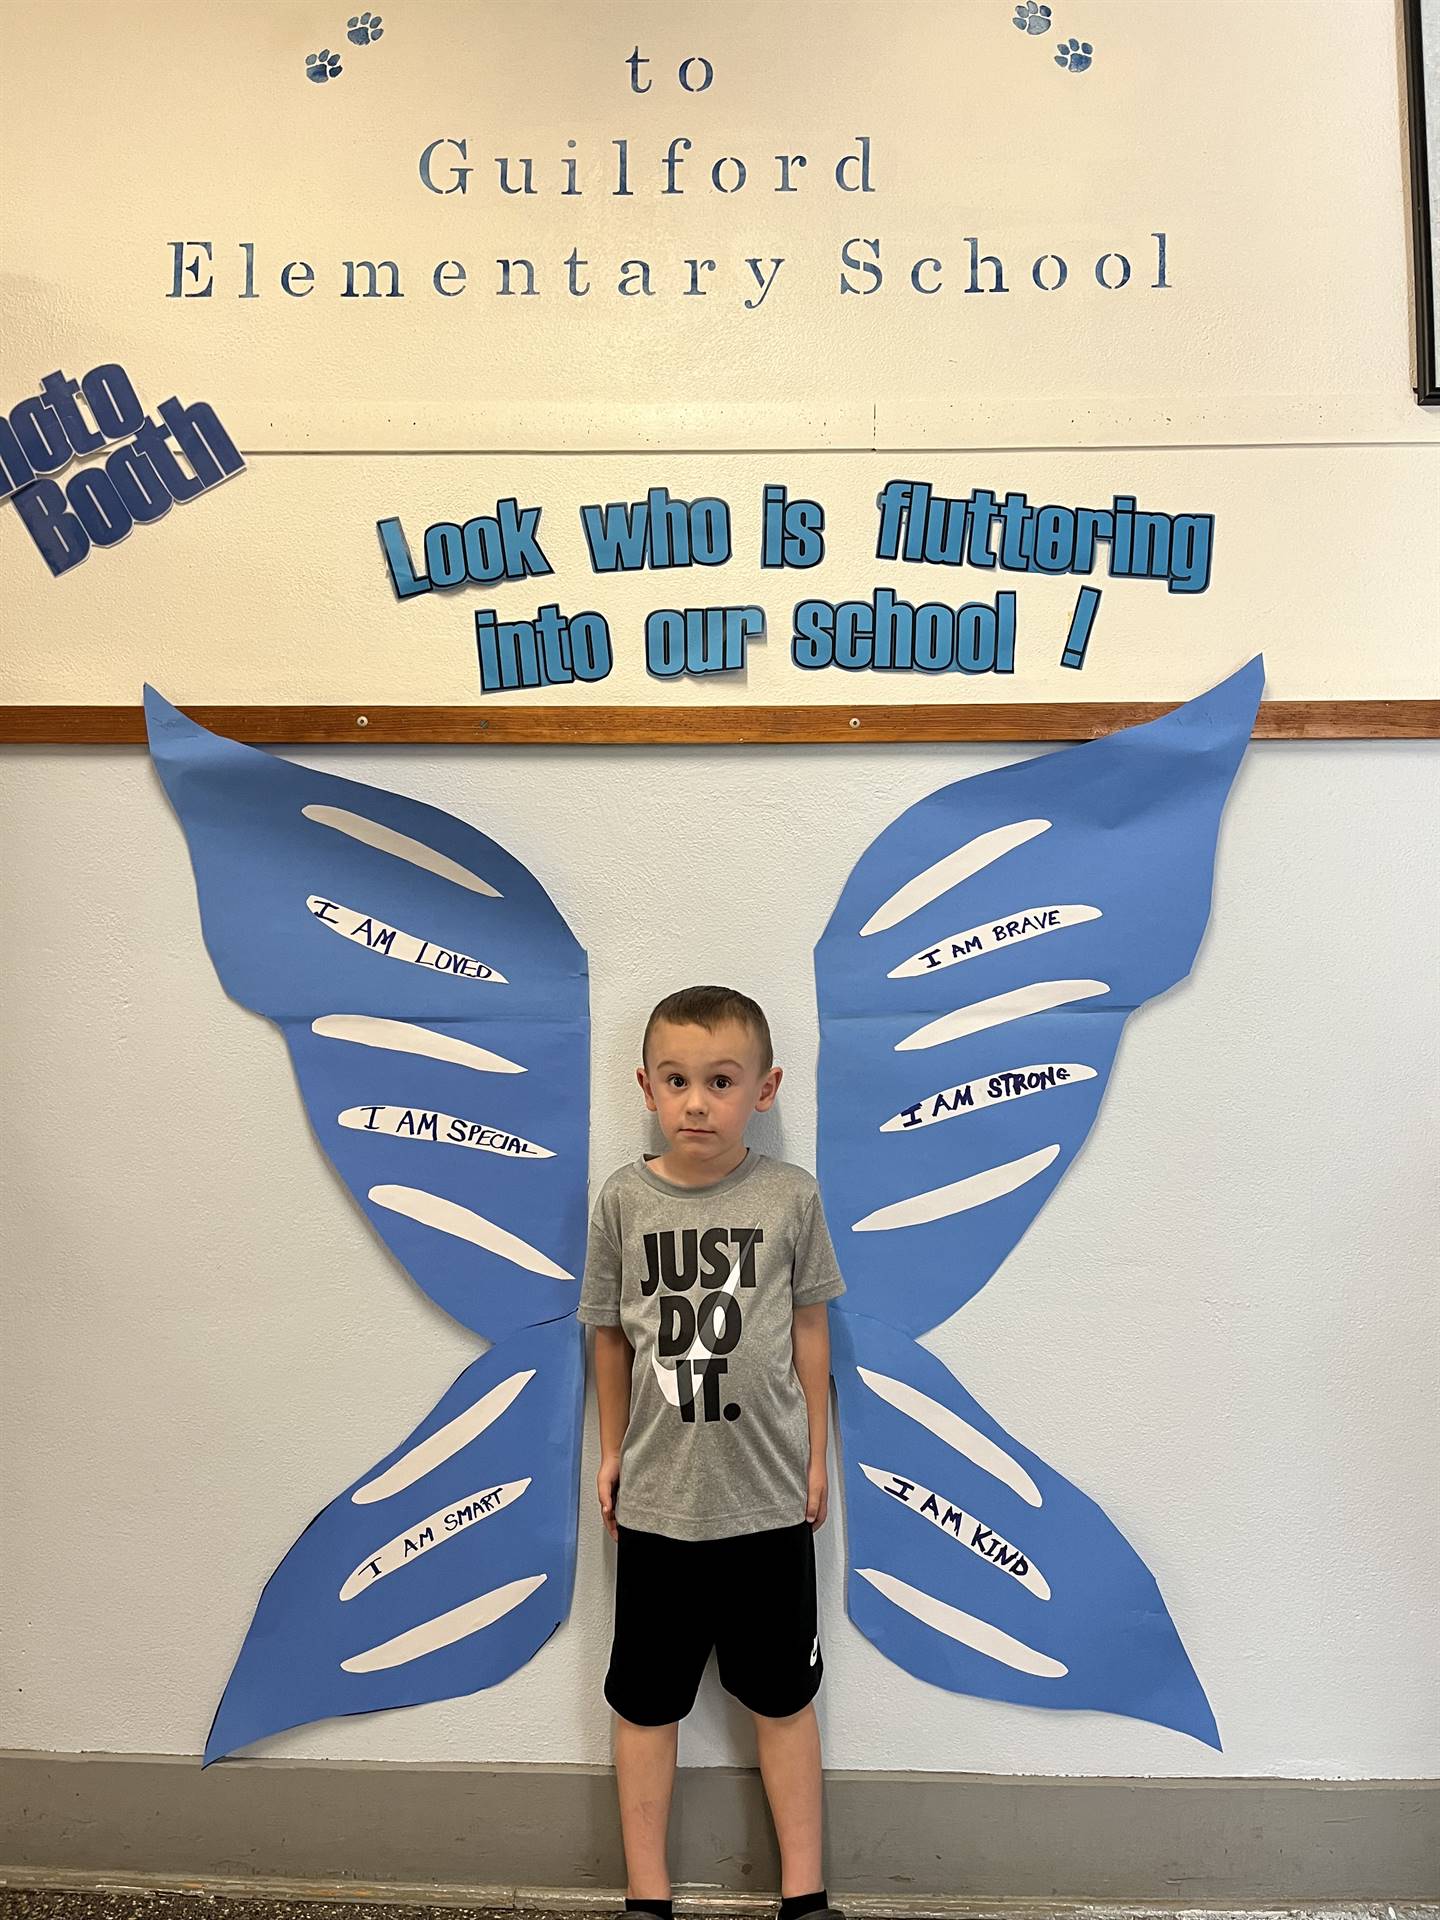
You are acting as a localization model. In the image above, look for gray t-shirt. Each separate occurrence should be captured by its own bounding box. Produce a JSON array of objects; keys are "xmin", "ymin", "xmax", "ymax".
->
[{"xmin": 577, "ymin": 1150, "xmax": 846, "ymax": 1541}]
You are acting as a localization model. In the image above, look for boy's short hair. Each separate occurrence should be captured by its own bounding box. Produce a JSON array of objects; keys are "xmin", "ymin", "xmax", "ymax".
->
[{"xmin": 643, "ymin": 985, "xmax": 774, "ymax": 1072}]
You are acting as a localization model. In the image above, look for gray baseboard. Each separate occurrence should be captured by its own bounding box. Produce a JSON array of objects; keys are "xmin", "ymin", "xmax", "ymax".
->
[{"xmin": 2, "ymin": 1752, "xmax": 1435, "ymax": 1904}]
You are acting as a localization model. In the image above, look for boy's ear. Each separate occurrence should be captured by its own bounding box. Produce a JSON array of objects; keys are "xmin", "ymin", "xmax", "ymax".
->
[
  {"xmin": 636, "ymin": 1065, "xmax": 659, "ymax": 1114},
  {"xmin": 753, "ymin": 1064, "xmax": 783, "ymax": 1112}
]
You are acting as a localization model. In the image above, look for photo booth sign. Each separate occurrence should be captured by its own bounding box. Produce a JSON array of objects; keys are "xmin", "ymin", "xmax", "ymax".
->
[{"xmin": 0, "ymin": 1, "xmax": 1436, "ymax": 736}]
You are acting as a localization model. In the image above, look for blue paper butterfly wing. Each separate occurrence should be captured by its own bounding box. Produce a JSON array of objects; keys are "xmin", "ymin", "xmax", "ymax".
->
[
  {"xmin": 204, "ymin": 1315, "xmax": 583, "ymax": 1762},
  {"xmin": 145, "ymin": 690, "xmax": 590, "ymax": 1755},
  {"xmin": 817, "ymin": 661, "xmax": 1262, "ymax": 1746},
  {"xmin": 816, "ymin": 659, "xmax": 1263, "ymax": 1336},
  {"xmin": 830, "ymin": 1312, "xmax": 1219, "ymax": 1747},
  {"xmin": 145, "ymin": 686, "xmax": 588, "ymax": 1341}
]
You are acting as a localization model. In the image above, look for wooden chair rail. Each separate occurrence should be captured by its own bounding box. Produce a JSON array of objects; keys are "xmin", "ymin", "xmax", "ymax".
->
[{"xmin": 1, "ymin": 701, "xmax": 1436, "ymax": 745}]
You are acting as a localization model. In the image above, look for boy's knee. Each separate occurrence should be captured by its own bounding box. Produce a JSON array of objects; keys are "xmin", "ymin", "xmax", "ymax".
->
[
  {"xmin": 614, "ymin": 1709, "xmax": 680, "ymax": 1733},
  {"xmin": 749, "ymin": 1699, "xmax": 816, "ymax": 1729}
]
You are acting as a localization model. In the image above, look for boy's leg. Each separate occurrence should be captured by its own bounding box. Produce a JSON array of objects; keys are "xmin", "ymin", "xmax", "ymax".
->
[
  {"xmin": 751, "ymin": 1699, "xmax": 824, "ymax": 1897},
  {"xmin": 714, "ymin": 1522, "xmax": 832, "ymax": 1908},
  {"xmin": 614, "ymin": 1713, "xmax": 680, "ymax": 1899},
  {"xmin": 604, "ymin": 1525, "xmax": 716, "ymax": 1904}
]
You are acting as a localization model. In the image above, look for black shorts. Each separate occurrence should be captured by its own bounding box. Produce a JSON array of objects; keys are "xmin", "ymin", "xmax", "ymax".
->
[{"xmin": 604, "ymin": 1518, "xmax": 823, "ymax": 1725}]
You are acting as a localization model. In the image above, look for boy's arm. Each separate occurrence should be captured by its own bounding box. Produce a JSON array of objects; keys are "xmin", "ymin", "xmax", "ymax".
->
[
  {"xmin": 792, "ymin": 1301, "xmax": 832, "ymax": 1528},
  {"xmin": 576, "ymin": 1186, "xmax": 630, "ymax": 1540},
  {"xmin": 592, "ymin": 1324, "xmax": 633, "ymax": 1542}
]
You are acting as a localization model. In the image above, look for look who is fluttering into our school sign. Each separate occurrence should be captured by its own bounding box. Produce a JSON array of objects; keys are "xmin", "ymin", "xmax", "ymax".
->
[{"xmin": 375, "ymin": 478, "xmax": 1213, "ymax": 695}]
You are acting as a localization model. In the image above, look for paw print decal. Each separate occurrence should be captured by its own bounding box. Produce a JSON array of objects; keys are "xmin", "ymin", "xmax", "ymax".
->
[
  {"xmin": 1013, "ymin": 2, "xmax": 1052, "ymax": 34},
  {"xmin": 305, "ymin": 48, "xmax": 343, "ymax": 82},
  {"xmin": 1054, "ymin": 37, "xmax": 1094, "ymax": 71},
  {"xmin": 347, "ymin": 12, "xmax": 384, "ymax": 45}
]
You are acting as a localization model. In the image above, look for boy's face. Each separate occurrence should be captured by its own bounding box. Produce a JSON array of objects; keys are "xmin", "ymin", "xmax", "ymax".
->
[{"xmin": 638, "ymin": 1018, "xmax": 781, "ymax": 1177}]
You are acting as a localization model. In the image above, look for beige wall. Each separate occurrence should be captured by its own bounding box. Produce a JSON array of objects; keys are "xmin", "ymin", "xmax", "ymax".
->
[{"xmin": 1, "ymin": 0, "xmax": 1436, "ymax": 705}]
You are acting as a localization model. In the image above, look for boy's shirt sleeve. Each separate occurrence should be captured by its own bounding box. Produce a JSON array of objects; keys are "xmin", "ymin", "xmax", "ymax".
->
[
  {"xmin": 576, "ymin": 1182, "xmax": 624, "ymax": 1328},
  {"xmin": 792, "ymin": 1186, "xmax": 847, "ymax": 1306}
]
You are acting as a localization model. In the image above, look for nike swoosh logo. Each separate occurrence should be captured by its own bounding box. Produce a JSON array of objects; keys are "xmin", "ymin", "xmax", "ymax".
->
[
  {"xmin": 651, "ymin": 1248, "xmax": 741, "ymax": 1406},
  {"xmin": 809, "ymin": 1635, "xmax": 819, "ymax": 1667}
]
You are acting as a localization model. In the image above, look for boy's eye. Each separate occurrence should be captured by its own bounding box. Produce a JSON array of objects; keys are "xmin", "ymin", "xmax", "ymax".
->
[
  {"xmin": 713, "ymin": 1077, "xmax": 732, "ymax": 1089},
  {"xmin": 667, "ymin": 1075, "xmax": 686, "ymax": 1088}
]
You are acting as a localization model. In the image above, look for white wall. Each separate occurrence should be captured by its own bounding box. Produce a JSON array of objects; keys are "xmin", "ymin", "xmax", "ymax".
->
[{"xmin": 2, "ymin": 739, "xmax": 1436, "ymax": 1779}]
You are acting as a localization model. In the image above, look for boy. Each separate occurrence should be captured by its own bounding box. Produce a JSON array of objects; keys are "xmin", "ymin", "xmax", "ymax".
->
[{"xmin": 577, "ymin": 985, "xmax": 847, "ymax": 1920}]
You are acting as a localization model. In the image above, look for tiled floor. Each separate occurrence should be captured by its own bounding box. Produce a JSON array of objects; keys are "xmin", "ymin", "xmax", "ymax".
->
[
  {"xmin": 2, "ymin": 1899, "xmax": 673, "ymax": 1920},
  {"xmin": 2, "ymin": 1892, "xmax": 1436, "ymax": 1920},
  {"xmin": 5, "ymin": 1900, "xmax": 531, "ymax": 1920}
]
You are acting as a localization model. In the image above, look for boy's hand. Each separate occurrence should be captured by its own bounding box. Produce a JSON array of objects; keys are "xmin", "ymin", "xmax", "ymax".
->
[
  {"xmin": 597, "ymin": 1453, "xmax": 621, "ymax": 1542},
  {"xmin": 805, "ymin": 1460, "xmax": 829, "ymax": 1529}
]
